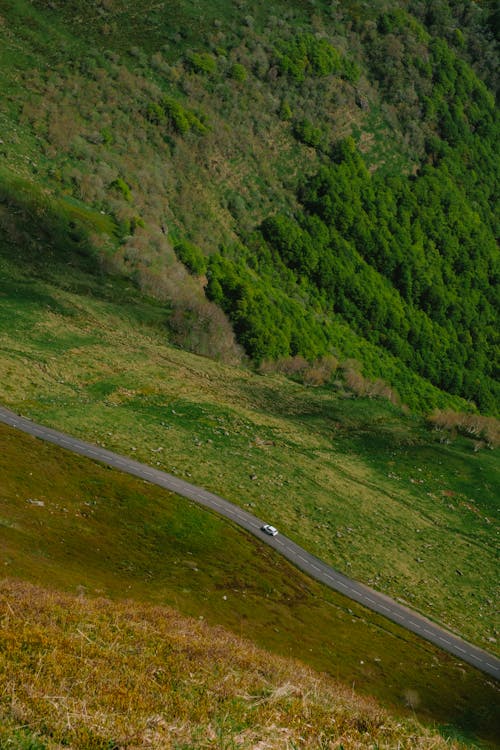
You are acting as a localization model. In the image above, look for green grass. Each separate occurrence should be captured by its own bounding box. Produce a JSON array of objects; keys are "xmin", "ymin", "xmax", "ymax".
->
[
  {"xmin": 1, "ymin": 422, "xmax": 499, "ymax": 745},
  {"xmin": 0, "ymin": 244, "xmax": 498, "ymax": 660}
]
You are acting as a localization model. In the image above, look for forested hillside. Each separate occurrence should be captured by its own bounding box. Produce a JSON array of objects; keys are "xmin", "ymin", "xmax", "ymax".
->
[{"xmin": 0, "ymin": 0, "xmax": 498, "ymax": 413}]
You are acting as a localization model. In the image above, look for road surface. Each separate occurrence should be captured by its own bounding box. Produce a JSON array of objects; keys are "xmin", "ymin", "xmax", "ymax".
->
[{"xmin": 1, "ymin": 405, "xmax": 499, "ymax": 681}]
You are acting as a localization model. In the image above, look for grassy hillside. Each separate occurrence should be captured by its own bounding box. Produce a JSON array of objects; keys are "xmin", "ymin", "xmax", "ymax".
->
[
  {"xmin": 0, "ymin": 0, "xmax": 498, "ymax": 412},
  {"xmin": 1, "ymin": 424, "xmax": 499, "ymax": 746},
  {"xmin": 0, "ymin": 234, "xmax": 498, "ymax": 657},
  {"xmin": 0, "ymin": 582, "xmax": 484, "ymax": 750}
]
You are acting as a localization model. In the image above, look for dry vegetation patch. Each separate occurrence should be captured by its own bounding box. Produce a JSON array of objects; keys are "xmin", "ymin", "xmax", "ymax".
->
[
  {"xmin": 0, "ymin": 580, "xmax": 465, "ymax": 749},
  {"xmin": 428, "ymin": 410, "xmax": 500, "ymax": 449}
]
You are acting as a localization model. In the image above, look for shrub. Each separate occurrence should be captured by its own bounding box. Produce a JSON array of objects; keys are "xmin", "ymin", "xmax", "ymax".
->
[
  {"xmin": 342, "ymin": 57, "xmax": 361, "ymax": 84},
  {"xmin": 303, "ymin": 355, "xmax": 339, "ymax": 386},
  {"xmin": 101, "ymin": 126, "xmax": 113, "ymax": 144},
  {"xmin": 342, "ymin": 366, "xmax": 368, "ymax": 397},
  {"xmin": 187, "ymin": 52, "xmax": 217, "ymax": 75},
  {"xmin": 428, "ymin": 410, "xmax": 499, "ymax": 448},
  {"xmin": 163, "ymin": 97, "xmax": 208, "ymax": 135},
  {"xmin": 279, "ymin": 99, "xmax": 293, "ymax": 120},
  {"xmin": 292, "ymin": 118, "xmax": 324, "ymax": 148},
  {"xmin": 174, "ymin": 239, "xmax": 207, "ymax": 276},
  {"xmin": 145, "ymin": 97, "xmax": 209, "ymax": 135},
  {"xmin": 230, "ymin": 63, "xmax": 247, "ymax": 82},
  {"xmin": 130, "ymin": 215, "xmax": 145, "ymax": 233},
  {"xmin": 168, "ymin": 297, "xmax": 242, "ymax": 363},
  {"xmin": 109, "ymin": 177, "xmax": 132, "ymax": 202},
  {"xmin": 146, "ymin": 100, "xmax": 165, "ymax": 125},
  {"xmin": 259, "ymin": 355, "xmax": 309, "ymax": 378},
  {"xmin": 276, "ymin": 34, "xmax": 342, "ymax": 82}
]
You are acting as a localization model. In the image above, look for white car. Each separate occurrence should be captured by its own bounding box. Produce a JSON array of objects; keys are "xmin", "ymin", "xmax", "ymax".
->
[{"xmin": 261, "ymin": 524, "xmax": 278, "ymax": 536}]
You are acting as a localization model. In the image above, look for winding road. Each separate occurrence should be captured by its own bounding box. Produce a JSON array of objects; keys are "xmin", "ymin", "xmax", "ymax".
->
[{"xmin": 1, "ymin": 404, "xmax": 499, "ymax": 682}]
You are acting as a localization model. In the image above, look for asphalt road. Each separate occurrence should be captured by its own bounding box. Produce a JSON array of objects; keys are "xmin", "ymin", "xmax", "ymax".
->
[{"xmin": 1, "ymin": 404, "xmax": 499, "ymax": 682}]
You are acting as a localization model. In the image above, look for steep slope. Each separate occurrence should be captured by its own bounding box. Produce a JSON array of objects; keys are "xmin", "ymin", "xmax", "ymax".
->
[
  {"xmin": 0, "ymin": 232, "xmax": 498, "ymax": 657},
  {"xmin": 1, "ymin": 424, "xmax": 499, "ymax": 746},
  {"xmin": 0, "ymin": 581, "xmax": 481, "ymax": 750},
  {"xmin": 0, "ymin": 3, "xmax": 498, "ymax": 745},
  {"xmin": 0, "ymin": 0, "xmax": 498, "ymax": 412}
]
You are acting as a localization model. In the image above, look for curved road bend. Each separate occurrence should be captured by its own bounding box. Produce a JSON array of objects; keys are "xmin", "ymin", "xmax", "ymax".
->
[{"xmin": 1, "ymin": 405, "xmax": 499, "ymax": 682}]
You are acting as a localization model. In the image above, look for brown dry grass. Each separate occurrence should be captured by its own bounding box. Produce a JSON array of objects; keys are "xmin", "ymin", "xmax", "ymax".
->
[{"xmin": 0, "ymin": 579, "xmax": 463, "ymax": 749}]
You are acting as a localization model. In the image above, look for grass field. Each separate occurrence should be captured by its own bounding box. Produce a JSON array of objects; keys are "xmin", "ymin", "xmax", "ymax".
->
[
  {"xmin": 0, "ymin": 243, "xmax": 498, "ymax": 660},
  {"xmin": 1, "ymin": 582, "xmax": 485, "ymax": 750},
  {"xmin": 1, "ymin": 422, "xmax": 499, "ymax": 746}
]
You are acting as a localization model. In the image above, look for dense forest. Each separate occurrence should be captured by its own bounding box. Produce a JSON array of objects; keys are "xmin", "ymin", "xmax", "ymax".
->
[
  {"xmin": 0, "ymin": 0, "xmax": 498, "ymax": 413},
  {"xmin": 205, "ymin": 7, "xmax": 499, "ymax": 412}
]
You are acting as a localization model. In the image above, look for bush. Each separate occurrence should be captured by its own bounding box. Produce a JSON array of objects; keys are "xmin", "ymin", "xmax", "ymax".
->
[
  {"xmin": 259, "ymin": 355, "xmax": 309, "ymax": 378},
  {"xmin": 292, "ymin": 118, "xmax": 324, "ymax": 149},
  {"xmin": 109, "ymin": 177, "xmax": 132, "ymax": 202},
  {"xmin": 174, "ymin": 239, "xmax": 207, "ymax": 276},
  {"xmin": 342, "ymin": 57, "xmax": 361, "ymax": 83},
  {"xmin": 168, "ymin": 297, "xmax": 242, "ymax": 363},
  {"xmin": 279, "ymin": 99, "xmax": 293, "ymax": 120},
  {"xmin": 276, "ymin": 34, "xmax": 342, "ymax": 82},
  {"xmin": 428, "ymin": 410, "xmax": 499, "ymax": 447},
  {"xmin": 145, "ymin": 97, "xmax": 209, "ymax": 135},
  {"xmin": 163, "ymin": 96, "xmax": 207, "ymax": 134},
  {"xmin": 302, "ymin": 355, "xmax": 339, "ymax": 386},
  {"xmin": 187, "ymin": 52, "xmax": 217, "ymax": 75},
  {"xmin": 230, "ymin": 63, "xmax": 247, "ymax": 82}
]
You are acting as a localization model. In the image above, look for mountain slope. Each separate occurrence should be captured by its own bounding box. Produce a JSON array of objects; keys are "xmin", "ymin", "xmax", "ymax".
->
[
  {"xmin": 0, "ymin": 236, "xmax": 498, "ymax": 656},
  {"xmin": 0, "ymin": 580, "xmax": 481, "ymax": 750},
  {"xmin": 0, "ymin": 0, "xmax": 498, "ymax": 412},
  {"xmin": 1, "ymin": 423, "xmax": 499, "ymax": 746},
  {"xmin": 0, "ymin": 1, "xmax": 499, "ymax": 741}
]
